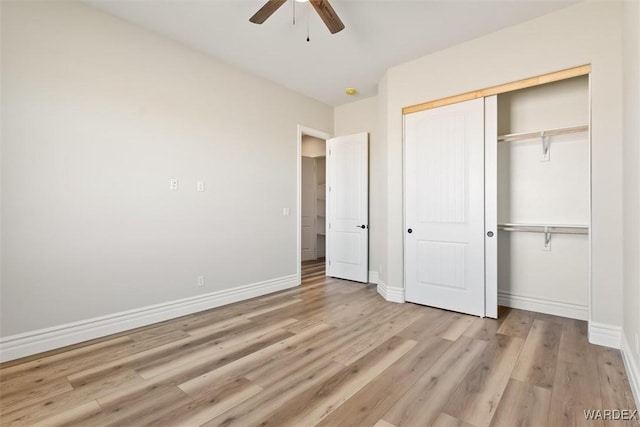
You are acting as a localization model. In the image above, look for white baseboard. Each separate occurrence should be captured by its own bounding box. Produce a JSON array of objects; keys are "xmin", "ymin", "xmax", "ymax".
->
[
  {"xmin": 621, "ymin": 332, "xmax": 640, "ymax": 410},
  {"xmin": 368, "ymin": 270, "xmax": 406, "ymax": 303},
  {"xmin": 0, "ymin": 274, "xmax": 299, "ymax": 363},
  {"xmin": 498, "ymin": 291, "xmax": 588, "ymax": 321},
  {"xmin": 377, "ymin": 279, "xmax": 405, "ymax": 304},
  {"xmin": 588, "ymin": 321, "xmax": 622, "ymax": 349}
]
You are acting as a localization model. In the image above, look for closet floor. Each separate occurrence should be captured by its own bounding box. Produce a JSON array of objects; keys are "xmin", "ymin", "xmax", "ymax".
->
[{"xmin": 1, "ymin": 259, "xmax": 637, "ymax": 426}]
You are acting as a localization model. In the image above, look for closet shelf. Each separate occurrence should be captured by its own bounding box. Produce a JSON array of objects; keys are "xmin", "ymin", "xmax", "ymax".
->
[
  {"xmin": 497, "ymin": 124, "xmax": 588, "ymax": 143},
  {"xmin": 498, "ymin": 223, "xmax": 588, "ymax": 235}
]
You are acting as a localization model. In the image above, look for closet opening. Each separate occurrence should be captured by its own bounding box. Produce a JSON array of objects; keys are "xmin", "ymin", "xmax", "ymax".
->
[
  {"xmin": 403, "ymin": 66, "xmax": 591, "ymax": 320},
  {"xmin": 496, "ymin": 75, "xmax": 590, "ymax": 320}
]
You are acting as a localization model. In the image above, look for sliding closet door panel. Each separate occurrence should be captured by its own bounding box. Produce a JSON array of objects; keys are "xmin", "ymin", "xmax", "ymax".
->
[
  {"xmin": 405, "ymin": 98, "xmax": 485, "ymax": 317},
  {"xmin": 485, "ymin": 95, "xmax": 498, "ymax": 318}
]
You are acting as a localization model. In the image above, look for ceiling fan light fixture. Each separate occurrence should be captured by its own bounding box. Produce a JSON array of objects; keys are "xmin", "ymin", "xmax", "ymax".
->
[
  {"xmin": 250, "ymin": 0, "xmax": 344, "ymax": 34},
  {"xmin": 345, "ymin": 88, "xmax": 357, "ymax": 96}
]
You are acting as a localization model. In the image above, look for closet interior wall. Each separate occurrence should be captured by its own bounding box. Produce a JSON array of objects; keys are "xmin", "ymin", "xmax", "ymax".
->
[
  {"xmin": 497, "ymin": 76, "xmax": 590, "ymax": 319},
  {"xmin": 316, "ymin": 156, "xmax": 326, "ymax": 258}
]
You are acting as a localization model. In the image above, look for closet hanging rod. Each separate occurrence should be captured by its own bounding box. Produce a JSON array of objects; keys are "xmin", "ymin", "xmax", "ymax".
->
[
  {"xmin": 498, "ymin": 223, "xmax": 589, "ymax": 235},
  {"xmin": 497, "ymin": 124, "xmax": 588, "ymax": 143},
  {"xmin": 500, "ymin": 222, "xmax": 588, "ymax": 229}
]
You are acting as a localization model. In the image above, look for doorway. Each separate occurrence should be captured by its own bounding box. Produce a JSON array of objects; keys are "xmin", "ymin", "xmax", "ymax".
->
[
  {"xmin": 297, "ymin": 126, "xmax": 331, "ymax": 282},
  {"xmin": 301, "ymin": 136, "xmax": 327, "ymax": 263},
  {"xmin": 297, "ymin": 126, "xmax": 370, "ymax": 285}
]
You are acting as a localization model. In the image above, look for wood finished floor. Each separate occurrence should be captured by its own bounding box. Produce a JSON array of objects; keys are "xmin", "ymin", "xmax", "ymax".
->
[{"xmin": 1, "ymin": 260, "xmax": 638, "ymax": 427}]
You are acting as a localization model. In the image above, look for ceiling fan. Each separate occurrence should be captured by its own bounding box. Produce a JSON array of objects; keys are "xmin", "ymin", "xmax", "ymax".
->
[{"xmin": 249, "ymin": 0, "xmax": 345, "ymax": 34}]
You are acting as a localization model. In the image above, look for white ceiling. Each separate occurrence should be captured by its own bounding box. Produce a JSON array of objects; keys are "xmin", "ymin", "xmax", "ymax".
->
[{"xmin": 86, "ymin": 0, "xmax": 576, "ymax": 106}]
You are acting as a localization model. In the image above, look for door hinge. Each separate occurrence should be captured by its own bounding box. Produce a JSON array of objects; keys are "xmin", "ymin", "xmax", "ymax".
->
[
  {"xmin": 329, "ymin": 149, "xmax": 332, "ymax": 156},
  {"xmin": 328, "ymin": 186, "xmax": 332, "ymax": 192},
  {"xmin": 328, "ymin": 223, "xmax": 331, "ymax": 229}
]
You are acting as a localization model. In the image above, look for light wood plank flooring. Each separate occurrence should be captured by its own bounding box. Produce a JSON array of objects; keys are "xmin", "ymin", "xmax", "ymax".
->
[{"xmin": 1, "ymin": 260, "xmax": 638, "ymax": 426}]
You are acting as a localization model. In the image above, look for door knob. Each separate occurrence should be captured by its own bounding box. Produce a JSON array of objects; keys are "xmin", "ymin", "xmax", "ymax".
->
[
  {"xmin": 407, "ymin": 228, "xmax": 413, "ymax": 234},
  {"xmin": 356, "ymin": 224, "xmax": 366, "ymax": 229},
  {"xmin": 487, "ymin": 231, "xmax": 494, "ymax": 237}
]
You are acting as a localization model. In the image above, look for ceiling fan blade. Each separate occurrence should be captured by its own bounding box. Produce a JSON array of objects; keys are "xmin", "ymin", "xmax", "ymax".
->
[
  {"xmin": 249, "ymin": 0, "xmax": 287, "ymax": 24},
  {"xmin": 309, "ymin": 0, "xmax": 345, "ymax": 34}
]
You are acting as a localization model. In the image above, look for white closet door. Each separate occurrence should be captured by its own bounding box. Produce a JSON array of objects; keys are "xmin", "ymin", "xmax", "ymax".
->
[
  {"xmin": 405, "ymin": 98, "xmax": 486, "ymax": 316},
  {"xmin": 327, "ymin": 132, "xmax": 369, "ymax": 283}
]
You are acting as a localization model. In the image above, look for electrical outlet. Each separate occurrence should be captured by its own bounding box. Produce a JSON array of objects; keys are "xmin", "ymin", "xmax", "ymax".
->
[
  {"xmin": 169, "ymin": 178, "xmax": 178, "ymax": 190},
  {"xmin": 197, "ymin": 275, "xmax": 205, "ymax": 287},
  {"xmin": 197, "ymin": 181, "xmax": 205, "ymax": 192},
  {"xmin": 283, "ymin": 208, "xmax": 290, "ymax": 216}
]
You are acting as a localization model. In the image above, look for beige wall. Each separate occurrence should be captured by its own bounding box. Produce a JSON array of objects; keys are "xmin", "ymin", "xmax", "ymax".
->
[
  {"xmin": 0, "ymin": 1, "xmax": 332, "ymax": 336},
  {"xmin": 622, "ymin": 0, "xmax": 640, "ymax": 382},
  {"xmin": 333, "ymin": 96, "xmax": 382, "ymax": 278},
  {"xmin": 381, "ymin": 1, "xmax": 624, "ymax": 326}
]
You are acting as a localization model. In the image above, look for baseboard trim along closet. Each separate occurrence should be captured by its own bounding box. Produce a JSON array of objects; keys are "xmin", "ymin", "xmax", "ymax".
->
[
  {"xmin": 498, "ymin": 291, "xmax": 588, "ymax": 321},
  {"xmin": 377, "ymin": 280, "xmax": 406, "ymax": 304},
  {"xmin": 0, "ymin": 274, "xmax": 299, "ymax": 363},
  {"xmin": 588, "ymin": 321, "xmax": 622, "ymax": 349},
  {"xmin": 621, "ymin": 332, "xmax": 640, "ymax": 410},
  {"xmin": 369, "ymin": 271, "xmax": 405, "ymax": 304}
]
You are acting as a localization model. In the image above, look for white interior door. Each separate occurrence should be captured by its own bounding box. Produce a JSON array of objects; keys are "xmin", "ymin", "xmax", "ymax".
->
[
  {"xmin": 301, "ymin": 156, "xmax": 316, "ymax": 262},
  {"xmin": 327, "ymin": 132, "xmax": 369, "ymax": 283},
  {"xmin": 405, "ymin": 98, "xmax": 487, "ymax": 316}
]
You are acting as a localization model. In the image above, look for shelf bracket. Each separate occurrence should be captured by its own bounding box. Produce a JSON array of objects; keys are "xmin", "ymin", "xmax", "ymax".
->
[
  {"xmin": 543, "ymin": 226, "xmax": 552, "ymax": 251},
  {"xmin": 541, "ymin": 131, "xmax": 550, "ymax": 162}
]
